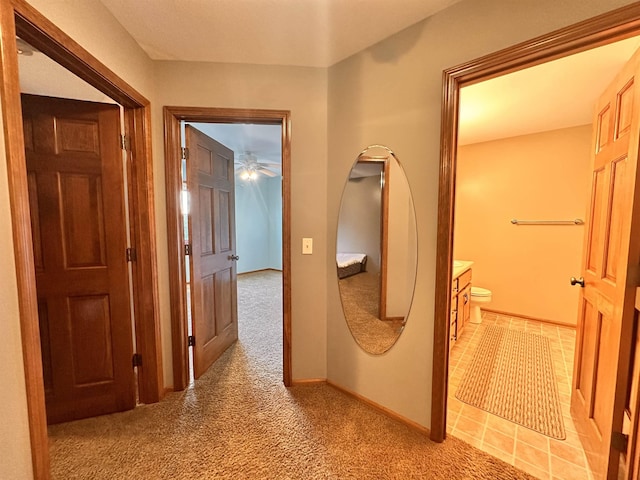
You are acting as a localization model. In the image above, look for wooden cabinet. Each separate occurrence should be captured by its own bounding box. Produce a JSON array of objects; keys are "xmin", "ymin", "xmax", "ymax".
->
[
  {"xmin": 449, "ymin": 276, "xmax": 459, "ymax": 350},
  {"xmin": 450, "ymin": 268, "xmax": 472, "ymax": 348},
  {"xmin": 457, "ymin": 284, "xmax": 471, "ymax": 338},
  {"xmin": 450, "ymin": 285, "xmax": 458, "ymax": 350}
]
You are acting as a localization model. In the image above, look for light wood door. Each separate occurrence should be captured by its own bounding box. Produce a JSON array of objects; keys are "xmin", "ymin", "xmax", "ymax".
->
[
  {"xmin": 22, "ymin": 94, "xmax": 135, "ymax": 424},
  {"xmin": 571, "ymin": 48, "xmax": 640, "ymax": 479},
  {"xmin": 185, "ymin": 126, "xmax": 238, "ymax": 379}
]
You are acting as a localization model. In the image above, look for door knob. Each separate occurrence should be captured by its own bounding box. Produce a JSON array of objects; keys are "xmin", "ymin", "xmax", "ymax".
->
[
  {"xmin": 570, "ymin": 276, "xmax": 585, "ymax": 287},
  {"xmin": 228, "ymin": 254, "xmax": 239, "ymax": 261}
]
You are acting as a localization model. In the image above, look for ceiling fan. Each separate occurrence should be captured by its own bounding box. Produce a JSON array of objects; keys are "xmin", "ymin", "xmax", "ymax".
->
[{"xmin": 234, "ymin": 152, "xmax": 280, "ymax": 180}]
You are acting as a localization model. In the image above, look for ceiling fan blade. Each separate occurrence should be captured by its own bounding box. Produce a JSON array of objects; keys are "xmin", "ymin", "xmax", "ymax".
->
[
  {"xmin": 256, "ymin": 161, "xmax": 280, "ymax": 167},
  {"xmin": 257, "ymin": 167, "xmax": 278, "ymax": 177}
]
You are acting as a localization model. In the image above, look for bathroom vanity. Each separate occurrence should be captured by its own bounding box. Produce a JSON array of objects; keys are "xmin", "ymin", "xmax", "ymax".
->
[{"xmin": 450, "ymin": 261, "xmax": 473, "ymax": 349}]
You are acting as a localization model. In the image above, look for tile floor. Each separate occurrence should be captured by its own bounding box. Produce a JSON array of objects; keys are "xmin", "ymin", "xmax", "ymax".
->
[{"xmin": 447, "ymin": 311, "xmax": 593, "ymax": 480}]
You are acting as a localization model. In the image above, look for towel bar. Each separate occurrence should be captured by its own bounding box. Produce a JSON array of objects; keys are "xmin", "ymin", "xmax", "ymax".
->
[{"xmin": 510, "ymin": 219, "xmax": 584, "ymax": 225}]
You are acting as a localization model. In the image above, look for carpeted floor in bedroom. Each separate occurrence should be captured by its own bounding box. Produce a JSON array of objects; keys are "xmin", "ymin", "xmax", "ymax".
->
[{"xmin": 49, "ymin": 270, "xmax": 533, "ymax": 479}]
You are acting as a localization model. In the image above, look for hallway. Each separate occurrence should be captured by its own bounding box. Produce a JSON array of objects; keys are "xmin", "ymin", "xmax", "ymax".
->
[{"xmin": 48, "ymin": 271, "xmax": 533, "ymax": 479}]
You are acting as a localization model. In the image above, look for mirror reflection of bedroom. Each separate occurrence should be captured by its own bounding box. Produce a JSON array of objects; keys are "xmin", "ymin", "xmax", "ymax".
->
[{"xmin": 336, "ymin": 146, "xmax": 417, "ymax": 355}]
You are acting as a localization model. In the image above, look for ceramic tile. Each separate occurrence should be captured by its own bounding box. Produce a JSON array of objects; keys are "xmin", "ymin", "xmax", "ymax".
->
[
  {"xmin": 482, "ymin": 427, "xmax": 515, "ymax": 456},
  {"xmin": 515, "ymin": 458, "xmax": 551, "ymax": 480},
  {"xmin": 454, "ymin": 414, "xmax": 485, "ymax": 438},
  {"xmin": 549, "ymin": 442, "xmax": 586, "ymax": 468},
  {"xmin": 561, "ymin": 417, "xmax": 578, "ymax": 435},
  {"xmin": 446, "ymin": 314, "xmax": 592, "ymax": 479},
  {"xmin": 516, "ymin": 441, "xmax": 550, "ymax": 469},
  {"xmin": 482, "ymin": 443, "xmax": 514, "ymax": 465},
  {"xmin": 486, "ymin": 414, "xmax": 517, "ymax": 437},
  {"xmin": 560, "ymin": 428, "xmax": 584, "ymax": 447},
  {"xmin": 549, "ymin": 455, "xmax": 590, "ymax": 480},
  {"xmin": 516, "ymin": 426, "xmax": 550, "ymax": 453},
  {"xmin": 450, "ymin": 428, "xmax": 482, "ymax": 449},
  {"xmin": 525, "ymin": 322, "xmax": 540, "ymax": 329},
  {"xmin": 447, "ymin": 412, "xmax": 459, "ymax": 431},
  {"xmin": 448, "ymin": 397, "xmax": 464, "ymax": 413},
  {"xmin": 459, "ymin": 404, "xmax": 488, "ymax": 423}
]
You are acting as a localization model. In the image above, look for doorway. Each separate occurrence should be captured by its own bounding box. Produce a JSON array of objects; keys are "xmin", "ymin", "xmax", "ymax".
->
[
  {"xmin": 0, "ymin": 3, "xmax": 162, "ymax": 476},
  {"xmin": 447, "ymin": 94, "xmax": 595, "ymax": 478},
  {"xmin": 163, "ymin": 107, "xmax": 292, "ymax": 391},
  {"xmin": 180, "ymin": 121, "xmax": 284, "ymax": 383},
  {"xmin": 431, "ymin": 3, "xmax": 640, "ymax": 479}
]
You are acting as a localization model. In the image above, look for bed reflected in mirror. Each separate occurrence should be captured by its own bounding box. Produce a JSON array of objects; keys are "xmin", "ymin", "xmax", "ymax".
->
[{"xmin": 336, "ymin": 145, "xmax": 417, "ymax": 354}]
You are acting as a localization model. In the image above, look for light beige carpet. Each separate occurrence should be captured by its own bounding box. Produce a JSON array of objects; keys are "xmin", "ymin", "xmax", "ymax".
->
[
  {"xmin": 338, "ymin": 271, "xmax": 404, "ymax": 354},
  {"xmin": 49, "ymin": 271, "xmax": 534, "ymax": 479},
  {"xmin": 456, "ymin": 325, "xmax": 566, "ymax": 440}
]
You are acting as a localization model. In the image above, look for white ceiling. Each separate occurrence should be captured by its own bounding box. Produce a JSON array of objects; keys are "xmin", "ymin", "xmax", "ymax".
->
[
  {"xmin": 458, "ymin": 35, "xmax": 640, "ymax": 145},
  {"xmin": 99, "ymin": 0, "xmax": 461, "ymax": 68},
  {"xmin": 16, "ymin": 3, "xmax": 640, "ymax": 155},
  {"xmin": 188, "ymin": 122, "xmax": 282, "ymax": 175},
  {"xmin": 19, "ymin": 51, "xmax": 114, "ymax": 104}
]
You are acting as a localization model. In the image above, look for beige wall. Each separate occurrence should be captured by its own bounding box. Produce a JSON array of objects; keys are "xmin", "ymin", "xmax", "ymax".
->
[
  {"xmin": 385, "ymin": 158, "xmax": 417, "ymax": 317},
  {"xmin": 454, "ymin": 126, "xmax": 592, "ymax": 325},
  {"xmin": 326, "ymin": 0, "xmax": 635, "ymax": 429},
  {"xmin": 337, "ymin": 175, "xmax": 382, "ymax": 273},
  {"xmin": 152, "ymin": 60, "xmax": 328, "ymax": 382}
]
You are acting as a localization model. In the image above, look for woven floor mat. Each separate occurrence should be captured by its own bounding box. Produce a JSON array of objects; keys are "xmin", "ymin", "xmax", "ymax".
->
[{"xmin": 456, "ymin": 325, "xmax": 566, "ymax": 439}]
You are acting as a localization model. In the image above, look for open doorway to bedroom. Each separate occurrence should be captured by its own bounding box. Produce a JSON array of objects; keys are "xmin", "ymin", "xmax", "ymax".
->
[
  {"xmin": 181, "ymin": 122, "xmax": 284, "ymax": 383},
  {"xmin": 163, "ymin": 106, "xmax": 292, "ymax": 392}
]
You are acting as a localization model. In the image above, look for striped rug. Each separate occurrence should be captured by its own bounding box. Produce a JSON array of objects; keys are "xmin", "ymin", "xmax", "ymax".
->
[{"xmin": 455, "ymin": 325, "xmax": 566, "ymax": 439}]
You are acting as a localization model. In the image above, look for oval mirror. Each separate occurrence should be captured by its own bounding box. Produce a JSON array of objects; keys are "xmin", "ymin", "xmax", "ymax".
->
[{"xmin": 336, "ymin": 145, "xmax": 417, "ymax": 354}]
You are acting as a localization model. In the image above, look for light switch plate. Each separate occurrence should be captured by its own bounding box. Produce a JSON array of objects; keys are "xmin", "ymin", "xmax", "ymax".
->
[{"xmin": 302, "ymin": 237, "xmax": 313, "ymax": 255}]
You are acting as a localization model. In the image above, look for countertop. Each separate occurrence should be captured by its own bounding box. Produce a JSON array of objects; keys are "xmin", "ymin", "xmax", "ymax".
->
[{"xmin": 452, "ymin": 260, "xmax": 473, "ymax": 279}]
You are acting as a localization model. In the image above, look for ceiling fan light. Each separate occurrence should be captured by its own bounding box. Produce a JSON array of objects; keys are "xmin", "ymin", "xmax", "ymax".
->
[
  {"xmin": 240, "ymin": 170, "xmax": 250, "ymax": 180},
  {"xmin": 249, "ymin": 171, "xmax": 258, "ymax": 180}
]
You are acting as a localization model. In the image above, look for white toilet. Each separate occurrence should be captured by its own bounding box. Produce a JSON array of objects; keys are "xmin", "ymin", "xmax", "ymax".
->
[{"xmin": 470, "ymin": 286, "xmax": 492, "ymax": 324}]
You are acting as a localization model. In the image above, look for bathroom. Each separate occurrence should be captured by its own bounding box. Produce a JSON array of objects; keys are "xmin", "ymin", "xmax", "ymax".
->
[
  {"xmin": 446, "ymin": 35, "xmax": 640, "ymax": 479},
  {"xmin": 448, "ymin": 119, "xmax": 593, "ymax": 480}
]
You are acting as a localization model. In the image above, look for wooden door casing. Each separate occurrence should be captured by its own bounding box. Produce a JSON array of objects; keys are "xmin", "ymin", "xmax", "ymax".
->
[
  {"xmin": 625, "ymin": 290, "xmax": 640, "ymax": 479},
  {"xmin": 572, "ymin": 48, "xmax": 640, "ymax": 479},
  {"xmin": 22, "ymin": 94, "xmax": 136, "ymax": 424},
  {"xmin": 186, "ymin": 125, "xmax": 238, "ymax": 379}
]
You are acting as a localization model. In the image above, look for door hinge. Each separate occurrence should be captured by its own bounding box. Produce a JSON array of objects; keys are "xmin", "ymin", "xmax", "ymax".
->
[
  {"xmin": 132, "ymin": 353, "xmax": 143, "ymax": 368},
  {"xmin": 181, "ymin": 147, "xmax": 189, "ymax": 160},
  {"xmin": 126, "ymin": 247, "xmax": 137, "ymax": 262},
  {"xmin": 188, "ymin": 335, "xmax": 195, "ymax": 347},
  {"xmin": 184, "ymin": 244, "xmax": 192, "ymax": 256},
  {"xmin": 120, "ymin": 134, "xmax": 131, "ymax": 151},
  {"xmin": 612, "ymin": 431, "xmax": 629, "ymax": 452}
]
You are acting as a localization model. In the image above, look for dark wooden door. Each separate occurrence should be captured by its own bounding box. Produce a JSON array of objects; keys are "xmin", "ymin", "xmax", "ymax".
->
[
  {"xmin": 22, "ymin": 94, "xmax": 135, "ymax": 424},
  {"xmin": 185, "ymin": 125, "xmax": 238, "ymax": 379},
  {"xmin": 571, "ymin": 48, "xmax": 640, "ymax": 479}
]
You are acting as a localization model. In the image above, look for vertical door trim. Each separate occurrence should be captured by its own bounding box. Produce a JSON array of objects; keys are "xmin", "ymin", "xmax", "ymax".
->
[
  {"xmin": 163, "ymin": 106, "xmax": 292, "ymax": 391},
  {"xmin": 0, "ymin": 0, "xmax": 162, "ymax": 477},
  {"xmin": 380, "ymin": 159, "xmax": 390, "ymax": 321},
  {"xmin": 431, "ymin": 3, "xmax": 640, "ymax": 443}
]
